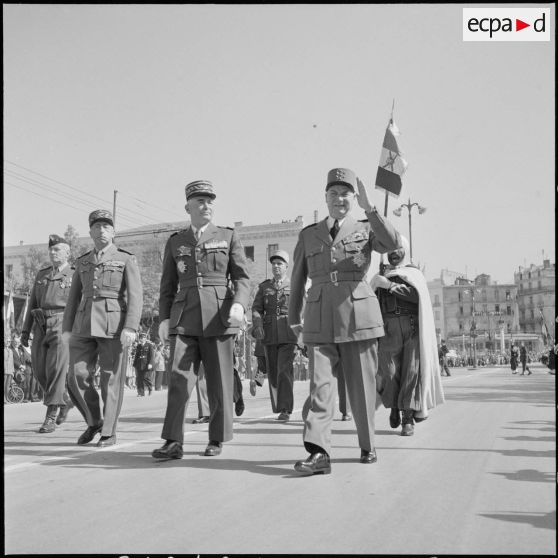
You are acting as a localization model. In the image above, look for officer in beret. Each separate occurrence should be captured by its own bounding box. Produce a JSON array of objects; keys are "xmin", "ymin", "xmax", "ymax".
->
[
  {"xmin": 152, "ymin": 180, "xmax": 250, "ymax": 459},
  {"xmin": 289, "ymin": 168, "xmax": 400, "ymax": 475},
  {"xmin": 252, "ymin": 249, "xmax": 298, "ymax": 421},
  {"xmin": 62, "ymin": 209, "xmax": 143, "ymax": 447},
  {"xmin": 21, "ymin": 234, "xmax": 75, "ymax": 432}
]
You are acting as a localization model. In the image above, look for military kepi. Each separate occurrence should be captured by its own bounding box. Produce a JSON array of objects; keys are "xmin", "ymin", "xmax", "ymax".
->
[
  {"xmin": 48, "ymin": 234, "xmax": 68, "ymax": 247},
  {"xmin": 185, "ymin": 180, "xmax": 216, "ymax": 201},
  {"xmin": 269, "ymin": 249, "xmax": 289, "ymax": 265},
  {"xmin": 326, "ymin": 168, "xmax": 357, "ymax": 192},
  {"xmin": 88, "ymin": 209, "xmax": 114, "ymax": 227}
]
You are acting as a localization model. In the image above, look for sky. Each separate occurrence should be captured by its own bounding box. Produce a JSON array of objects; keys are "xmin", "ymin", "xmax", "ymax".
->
[{"xmin": 3, "ymin": 3, "xmax": 555, "ymax": 284}]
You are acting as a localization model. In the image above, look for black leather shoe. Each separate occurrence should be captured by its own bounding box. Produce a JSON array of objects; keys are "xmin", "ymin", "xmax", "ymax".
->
[
  {"xmin": 341, "ymin": 413, "xmax": 352, "ymax": 421},
  {"xmin": 55, "ymin": 405, "xmax": 70, "ymax": 426},
  {"xmin": 294, "ymin": 452, "xmax": 331, "ymax": 475},
  {"xmin": 235, "ymin": 398, "xmax": 245, "ymax": 417},
  {"xmin": 77, "ymin": 423, "xmax": 103, "ymax": 445},
  {"xmin": 389, "ymin": 408, "xmax": 401, "ymax": 429},
  {"xmin": 97, "ymin": 435, "xmax": 116, "ymax": 448},
  {"xmin": 39, "ymin": 417, "xmax": 56, "ymax": 433},
  {"xmin": 401, "ymin": 423, "xmax": 414, "ymax": 436},
  {"xmin": 204, "ymin": 441, "xmax": 223, "ymax": 456},
  {"xmin": 277, "ymin": 411, "xmax": 290, "ymax": 421},
  {"xmin": 152, "ymin": 440, "xmax": 183, "ymax": 459},
  {"xmin": 193, "ymin": 416, "xmax": 210, "ymax": 424},
  {"xmin": 360, "ymin": 448, "xmax": 378, "ymax": 464}
]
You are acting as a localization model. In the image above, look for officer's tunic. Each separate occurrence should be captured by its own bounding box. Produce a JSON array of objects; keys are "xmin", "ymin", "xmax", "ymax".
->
[
  {"xmin": 22, "ymin": 263, "xmax": 74, "ymax": 406},
  {"xmin": 376, "ymin": 275, "xmax": 421, "ymax": 411},
  {"xmin": 252, "ymin": 277, "xmax": 298, "ymax": 414},
  {"xmin": 62, "ymin": 243, "xmax": 142, "ymax": 437},
  {"xmin": 289, "ymin": 210, "xmax": 400, "ymax": 455},
  {"xmin": 158, "ymin": 223, "xmax": 250, "ymax": 444}
]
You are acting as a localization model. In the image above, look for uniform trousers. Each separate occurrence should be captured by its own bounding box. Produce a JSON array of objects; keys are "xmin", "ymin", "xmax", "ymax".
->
[
  {"xmin": 377, "ymin": 314, "xmax": 421, "ymax": 411},
  {"xmin": 68, "ymin": 335, "xmax": 127, "ymax": 437},
  {"xmin": 335, "ymin": 362, "xmax": 351, "ymax": 416},
  {"xmin": 135, "ymin": 366, "xmax": 153, "ymax": 395},
  {"xmin": 302, "ymin": 339, "xmax": 378, "ymax": 455},
  {"xmin": 195, "ymin": 363, "xmax": 243, "ymax": 418},
  {"xmin": 31, "ymin": 315, "xmax": 69, "ymax": 406},
  {"xmin": 264, "ymin": 343, "xmax": 296, "ymax": 413},
  {"xmin": 162, "ymin": 334, "xmax": 234, "ymax": 444}
]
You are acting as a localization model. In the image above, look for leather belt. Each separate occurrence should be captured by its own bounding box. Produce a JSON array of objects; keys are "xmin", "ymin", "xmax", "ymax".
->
[
  {"xmin": 385, "ymin": 308, "xmax": 417, "ymax": 317},
  {"xmin": 311, "ymin": 271, "xmax": 366, "ymax": 285},
  {"xmin": 179, "ymin": 277, "xmax": 229, "ymax": 288},
  {"xmin": 42, "ymin": 309, "xmax": 65, "ymax": 317}
]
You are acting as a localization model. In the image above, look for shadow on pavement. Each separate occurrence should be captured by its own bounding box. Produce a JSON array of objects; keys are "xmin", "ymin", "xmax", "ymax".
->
[
  {"xmin": 488, "ymin": 469, "xmax": 555, "ymax": 483},
  {"xmin": 444, "ymin": 381, "xmax": 554, "ymax": 405},
  {"xmin": 479, "ymin": 509, "xmax": 555, "ymax": 531}
]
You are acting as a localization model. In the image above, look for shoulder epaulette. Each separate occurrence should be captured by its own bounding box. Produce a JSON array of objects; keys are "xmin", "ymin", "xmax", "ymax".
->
[
  {"xmin": 301, "ymin": 223, "xmax": 317, "ymax": 231},
  {"xmin": 117, "ymin": 247, "xmax": 133, "ymax": 255},
  {"xmin": 218, "ymin": 225, "xmax": 234, "ymax": 231},
  {"xmin": 170, "ymin": 231, "xmax": 179, "ymax": 237},
  {"xmin": 358, "ymin": 218, "xmax": 370, "ymax": 223},
  {"xmin": 78, "ymin": 250, "xmax": 92, "ymax": 259},
  {"xmin": 39, "ymin": 265, "xmax": 52, "ymax": 272}
]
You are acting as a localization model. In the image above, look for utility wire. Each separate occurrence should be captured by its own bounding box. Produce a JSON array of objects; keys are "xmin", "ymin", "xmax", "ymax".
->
[{"xmin": 5, "ymin": 159, "xmax": 181, "ymax": 225}]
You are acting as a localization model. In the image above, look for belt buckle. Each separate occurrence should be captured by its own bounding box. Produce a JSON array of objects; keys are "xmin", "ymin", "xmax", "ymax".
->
[
  {"xmin": 330, "ymin": 270, "xmax": 338, "ymax": 286},
  {"xmin": 196, "ymin": 276, "xmax": 204, "ymax": 288}
]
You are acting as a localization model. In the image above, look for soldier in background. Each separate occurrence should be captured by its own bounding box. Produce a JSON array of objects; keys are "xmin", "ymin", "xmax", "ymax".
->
[
  {"xmin": 371, "ymin": 238, "xmax": 444, "ymax": 437},
  {"xmin": 21, "ymin": 234, "xmax": 75, "ymax": 432},
  {"xmin": 133, "ymin": 331, "xmax": 154, "ymax": 396},
  {"xmin": 152, "ymin": 180, "xmax": 250, "ymax": 460},
  {"xmin": 62, "ymin": 210, "xmax": 142, "ymax": 448},
  {"xmin": 251, "ymin": 250, "xmax": 298, "ymax": 421}
]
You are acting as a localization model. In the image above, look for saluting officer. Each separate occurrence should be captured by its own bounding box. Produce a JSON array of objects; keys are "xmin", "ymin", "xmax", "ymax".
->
[
  {"xmin": 62, "ymin": 210, "xmax": 143, "ymax": 447},
  {"xmin": 152, "ymin": 180, "xmax": 251, "ymax": 460},
  {"xmin": 252, "ymin": 249, "xmax": 298, "ymax": 421},
  {"xmin": 21, "ymin": 234, "xmax": 75, "ymax": 433},
  {"xmin": 289, "ymin": 168, "xmax": 400, "ymax": 475}
]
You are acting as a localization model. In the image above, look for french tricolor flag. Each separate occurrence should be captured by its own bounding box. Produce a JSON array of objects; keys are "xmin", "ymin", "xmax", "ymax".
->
[{"xmin": 375, "ymin": 118, "xmax": 408, "ymax": 197}]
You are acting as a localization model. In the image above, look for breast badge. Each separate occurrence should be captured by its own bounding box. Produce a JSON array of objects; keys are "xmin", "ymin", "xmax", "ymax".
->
[
  {"xmin": 352, "ymin": 253, "xmax": 366, "ymax": 267},
  {"xmin": 177, "ymin": 245, "xmax": 191, "ymax": 257}
]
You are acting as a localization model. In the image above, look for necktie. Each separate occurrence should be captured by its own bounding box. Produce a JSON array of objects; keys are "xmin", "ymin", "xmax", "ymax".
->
[{"xmin": 329, "ymin": 219, "xmax": 339, "ymax": 240}]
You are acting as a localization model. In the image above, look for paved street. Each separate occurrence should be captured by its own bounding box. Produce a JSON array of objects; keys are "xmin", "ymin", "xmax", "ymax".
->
[{"xmin": 4, "ymin": 365, "xmax": 555, "ymax": 555}]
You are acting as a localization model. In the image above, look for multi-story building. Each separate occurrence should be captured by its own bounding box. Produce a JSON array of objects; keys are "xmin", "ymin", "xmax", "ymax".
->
[
  {"xmin": 514, "ymin": 259, "xmax": 555, "ymax": 342},
  {"xmin": 426, "ymin": 272, "xmax": 546, "ymax": 356}
]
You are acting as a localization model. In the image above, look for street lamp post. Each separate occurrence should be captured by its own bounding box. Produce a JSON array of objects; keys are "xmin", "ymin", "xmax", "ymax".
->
[{"xmin": 393, "ymin": 198, "xmax": 427, "ymax": 262}]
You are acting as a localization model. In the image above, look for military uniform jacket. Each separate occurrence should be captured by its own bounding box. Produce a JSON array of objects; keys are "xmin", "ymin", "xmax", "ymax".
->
[
  {"xmin": 132, "ymin": 341, "xmax": 154, "ymax": 371},
  {"xmin": 62, "ymin": 243, "xmax": 143, "ymax": 338},
  {"xmin": 288, "ymin": 209, "xmax": 400, "ymax": 344},
  {"xmin": 22, "ymin": 263, "xmax": 75, "ymax": 334},
  {"xmin": 252, "ymin": 277, "xmax": 298, "ymax": 345},
  {"xmin": 159, "ymin": 223, "xmax": 251, "ymax": 337}
]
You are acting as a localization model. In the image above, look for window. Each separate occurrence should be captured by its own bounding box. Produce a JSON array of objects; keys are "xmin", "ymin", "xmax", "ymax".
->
[
  {"xmin": 5, "ymin": 264, "xmax": 13, "ymax": 275},
  {"xmin": 434, "ymin": 294, "xmax": 440, "ymax": 305},
  {"xmin": 244, "ymin": 246, "xmax": 254, "ymax": 261},
  {"xmin": 459, "ymin": 323, "xmax": 463, "ymax": 331},
  {"xmin": 267, "ymin": 244, "xmax": 278, "ymax": 256},
  {"xmin": 495, "ymin": 304, "xmax": 500, "ymax": 313},
  {"xmin": 506, "ymin": 306, "xmax": 512, "ymax": 316},
  {"xmin": 459, "ymin": 306, "xmax": 464, "ymax": 315},
  {"xmin": 505, "ymin": 290, "xmax": 511, "ymax": 300},
  {"xmin": 458, "ymin": 291, "xmax": 462, "ymax": 302}
]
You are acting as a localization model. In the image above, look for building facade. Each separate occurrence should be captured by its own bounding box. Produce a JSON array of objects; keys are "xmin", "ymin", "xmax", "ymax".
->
[{"xmin": 514, "ymin": 260, "xmax": 555, "ymax": 342}]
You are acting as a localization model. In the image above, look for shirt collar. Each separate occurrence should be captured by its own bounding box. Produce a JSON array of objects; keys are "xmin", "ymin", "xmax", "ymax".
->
[
  {"xmin": 191, "ymin": 223, "xmax": 209, "ymax": 236},
  {"xmin": 327, "ymin": 216, "xmax": 346, "ymax": 229}
]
